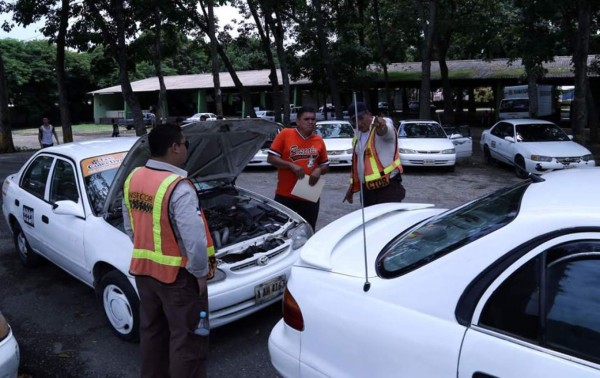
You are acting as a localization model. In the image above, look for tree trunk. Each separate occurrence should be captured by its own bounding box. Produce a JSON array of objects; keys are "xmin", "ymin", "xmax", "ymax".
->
[
  {"xmin": 313, "ymin": 0, "xmax": 342, "ymax": 120},
  {"xmin": 267, "ymin": 6, "xmax": 291, "ymax": 124},
  {"xmin": 572, "ymin": 0, "xmax": 591, "ymax": 142},
  {"xmin": 206, "ymin": 1, "xmax": 223, "ymax": 118},
  {"xmin": 56, "ymin": 0, "xmax": 72, "ymax": 143},
  {"xmin": 153, "ymin": 6, "xmax": 167, "ymax": 125},
  {"xmin": 248, "ymin": 0, "xmax": 281, "ymax": 121},
  {"xmin": 175, "ymin": 0, "xmax": 255, "ymax": 117},
  {"xmin": 526, "ymin": 69, "xmax": 538, "ymax": 118},
  {"xmin": 0, "ymin": 50, "xmax": 15, "ymax": 153},
  {"xmin": 373, "ymin": 0, "xmax": 392, "ymax": 113},
  {"xmin": 586, "ymin": 81, "xmax": 599, "ymax": 142},
  {"xmin": 436, "ymin": 29, "xmax": 454, "ymax": 125},
  {"xmin": 418, "ymin": 0, "xmax": 437, "ymax": 120}
]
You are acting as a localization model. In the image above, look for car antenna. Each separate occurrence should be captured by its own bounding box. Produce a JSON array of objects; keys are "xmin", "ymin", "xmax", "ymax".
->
[{"xmin": 352, "ymin": 93, "xmax": 371, "ymax": 293}]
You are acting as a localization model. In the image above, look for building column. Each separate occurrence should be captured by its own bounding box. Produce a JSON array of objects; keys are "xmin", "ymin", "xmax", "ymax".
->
[{"xmin": 196, "ymin": 90, "xmax": 207, "ymax": 112}]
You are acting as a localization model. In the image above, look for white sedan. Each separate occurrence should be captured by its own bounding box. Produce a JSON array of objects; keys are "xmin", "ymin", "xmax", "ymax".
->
[
  {"xmin": 185, "ymin": 112, "xmax": 218, "ymax": 122},
  {"xmin": 480, "ymin": 118, "xmax": 595, "ymax": 178},
  {"xmin": 270, "ymin": 168, "xmax": 600, "ymax": 377},
  {"xmin": 398, "ymin": 120, "xmax": 472, "ymax": 171},
  {"xmin": 315, "ymin": 121, "xmax": 354, "ymax": 167},
  {"xmin": 0, "ymin": 311, "xmax": 19, "ymax": 377},
  {"xmin": 1, "ymin": 119, "xmax": 313, "ymax": 342}
]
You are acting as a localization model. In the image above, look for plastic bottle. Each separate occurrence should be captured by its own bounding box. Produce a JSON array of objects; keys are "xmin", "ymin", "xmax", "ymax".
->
[{"xmin": 194, "ymin": 311, "xmax": 209, "ymax": 336}]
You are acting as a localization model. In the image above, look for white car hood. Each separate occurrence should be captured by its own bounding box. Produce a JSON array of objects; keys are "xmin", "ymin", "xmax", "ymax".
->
[
  {"xmin": 297, "ymin": 203, "xmax": 444, "ymax": 277},
  {"xmin": 518, "ymin": 141, "xmax": 592, "ymax": 157},
  {"xmin": 104, "ymin": 119, "xmax": 279, "ymax": 214},
  {"xmin": 324, "ymin": 138, "xmax": 352, "ymax": 151},
  {"xmin": 398, "ymin": 138, "xmax": 454, "ymax": 151}
]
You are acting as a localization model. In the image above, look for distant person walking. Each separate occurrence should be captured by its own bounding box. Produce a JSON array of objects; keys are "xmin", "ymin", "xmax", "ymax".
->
[
  {"xmin": 267, "ymin": 106, "xmax": 329, "ymax": 230},
  {"xmin": 344, "ymin": 102, "xmax": 405, "ymax": 206},
  {"xmin": 111, "ymin": 118, "xmax": 120, "ymax": 137},
  {"xmin": 38, "ymin": 117, "xmax": 60, "ymax": 148}
]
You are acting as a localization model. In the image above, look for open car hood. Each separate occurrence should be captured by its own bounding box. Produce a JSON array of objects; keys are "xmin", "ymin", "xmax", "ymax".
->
[{"xmin": 104, "ymin": 119, "xmax": 279, "ymax": 215}]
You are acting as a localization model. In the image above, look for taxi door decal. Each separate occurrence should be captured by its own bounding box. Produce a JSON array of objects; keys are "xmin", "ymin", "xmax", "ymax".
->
[{"xmin": 23, "ymin": 205, "xmax": 34, "ymax": 227}]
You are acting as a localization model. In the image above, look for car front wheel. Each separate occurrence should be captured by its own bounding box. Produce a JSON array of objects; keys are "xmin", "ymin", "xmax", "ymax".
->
[
  {"xmin": 12, "ymin": 222, "xmax": 43, "ymax": 267},
  {"xmin": 514, "ymin": 155, "xmax": 529, "ymax": 179},
  {"xmin": 98, "ymin": 270, "xmax": 140, "ymax": 342}
]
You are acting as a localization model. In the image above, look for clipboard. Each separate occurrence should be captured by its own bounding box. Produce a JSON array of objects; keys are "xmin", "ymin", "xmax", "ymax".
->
[{"xmin": 291, "ymin": 176, "xmax": 326, "ymax": 203}]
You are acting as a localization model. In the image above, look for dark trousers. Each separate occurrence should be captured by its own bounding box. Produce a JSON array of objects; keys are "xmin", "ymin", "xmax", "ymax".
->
[
  {"xmin": 362, "ymin": 175, "xmax": 406, "ymax": 207},
  {"xmin": 274, "ymin": 194, "xmax": 320, "ymax": 231},
  {"xmin": 136, "ymin": 269, "xmax": 208, "ymax": 378}
]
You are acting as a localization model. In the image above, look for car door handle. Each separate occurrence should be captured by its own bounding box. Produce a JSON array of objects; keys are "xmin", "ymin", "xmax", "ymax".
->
[
  {"xmin": 14, "ymin": 199, "xmax": 19, "ymax": 206},
  {"xmin": 42, "ymin": 215, "xmax": 49, "ymax": 224}
]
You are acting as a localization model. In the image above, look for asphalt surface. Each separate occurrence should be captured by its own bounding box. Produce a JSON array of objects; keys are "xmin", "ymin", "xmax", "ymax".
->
[{"xmin": 0, "ymin": 129, "xmax": 522, "ymax": 377}]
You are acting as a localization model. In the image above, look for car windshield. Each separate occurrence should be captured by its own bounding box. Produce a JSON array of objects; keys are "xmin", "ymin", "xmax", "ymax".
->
[
  {"xmin": 376, "ymin": 181, "xmax": 530, "ymax": 278},
  {"xmin": 315, "ymin": 123, "xmax": 354, "ymax": 139},
  {"xmin": 399, "ymin": 123, "xmax": 446, "ymax": 138},
  {"xmin": 515, "ymin": 123, "xmax": 570, "ymax": 142},
  {"xmin": 81, "ymin": 152, "xmax": 128, "ymax": 214}
]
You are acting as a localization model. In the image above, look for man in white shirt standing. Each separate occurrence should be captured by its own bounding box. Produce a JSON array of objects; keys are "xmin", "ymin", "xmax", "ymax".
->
[{"xmin": 38, "ymin": 117, "xmax": 60, "ymax": 148}]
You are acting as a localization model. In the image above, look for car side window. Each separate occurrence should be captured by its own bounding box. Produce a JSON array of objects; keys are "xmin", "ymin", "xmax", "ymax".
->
[
  {"xmin": 21, "ymin": 155, "xmax": 54, "ymax": 199},
  {"xmin": 479, "ymin": 240, "xmax": 600, "ymax": 364},
  {"xmin": 49, "ymin": 159, "xmax": 79, "ymax": 203}
]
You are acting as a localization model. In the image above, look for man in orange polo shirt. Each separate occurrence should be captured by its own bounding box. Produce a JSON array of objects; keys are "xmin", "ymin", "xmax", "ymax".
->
[{"xmin": 267, "ymin": 106, "xmax": 329, "ymax": 230}]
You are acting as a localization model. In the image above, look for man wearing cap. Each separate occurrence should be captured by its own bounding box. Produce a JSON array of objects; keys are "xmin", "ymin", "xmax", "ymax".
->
[{"xmin": 343, "ymin": 102, "xmax": 405, "ymax": 206}]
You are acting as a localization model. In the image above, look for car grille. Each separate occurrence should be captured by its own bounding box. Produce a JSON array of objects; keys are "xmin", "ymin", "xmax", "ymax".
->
[
  {"xmin": 407, "ymin": 159, "xmax": 450, "ymax": 165},
  {"xmin": 556, "ymin": 157, "xmax": 581, "ymax": 164},
  {"xmin": 416, "ymin": 150, "xmax": 442, "ymax": 154},
  {"xmin": 230, "ymin": 246, "xmax": 288, "ymax": 271}
]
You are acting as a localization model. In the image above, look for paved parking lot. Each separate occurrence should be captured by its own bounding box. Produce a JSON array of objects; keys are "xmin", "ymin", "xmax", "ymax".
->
[{"xmin": 0, "ymin": 129, "xmax": 527, "ymax": 377}]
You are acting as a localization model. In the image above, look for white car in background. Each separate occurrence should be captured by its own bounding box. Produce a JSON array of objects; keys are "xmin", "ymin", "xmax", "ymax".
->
[
  {"xmin": 185, "ymin": 112, "xmax": 218, "ymax": 122},
  {"xmin": 256, "ymin": 110, "xmax": 276, "ymax": 122},
  {"xmin": 315, "ymin": 121, "xmax": 354, "ymax": 167},
  {"xmin": 480, "ymin": 119, "xmax": 595, "ymax": 178},
  {"xmin": 1, "ymin": 119, "xmax": 312, "ymax": 342},
  {"xmin": 398, "ymin": 120, "xmax": 472, "ymax": 171},
  {"xmin": 269, "ymin": 168, "xmax": 600, "ymax": 377},
  {"xmin": 0, "ymin": 310, "xmax": 19, "ymax": 377}
]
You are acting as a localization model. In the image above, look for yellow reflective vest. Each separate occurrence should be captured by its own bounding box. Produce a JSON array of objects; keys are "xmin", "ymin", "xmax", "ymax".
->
[
  {"xmin": 350, "ymin": 120, "xmax": 402, "ymax": 192},
  {"xmin": 124, "ymin": 167, "xmax": 215, "ymax": 284}
]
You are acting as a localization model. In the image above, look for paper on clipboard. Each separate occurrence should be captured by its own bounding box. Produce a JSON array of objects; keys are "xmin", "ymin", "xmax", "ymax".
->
[{"xmin": 291, "ymin": 176, "xmax": 325, "ymax": 203}]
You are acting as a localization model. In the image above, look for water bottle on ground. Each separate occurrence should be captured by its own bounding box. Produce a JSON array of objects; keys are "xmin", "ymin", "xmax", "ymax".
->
[{"xmin": 194, "ymin": 311, "xmax": 209, "ymax": 336}]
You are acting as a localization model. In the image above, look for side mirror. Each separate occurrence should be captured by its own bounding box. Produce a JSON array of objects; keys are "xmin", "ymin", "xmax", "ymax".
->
[
  {"xmin": 504, "ymin": 136, "xmax": 515, "ymax": 142},
  {"xmin": 53, "ymin": 200, "xmax": 85, "ymax": 218},
  {"xmin": 449, "ymin": 133, "xmax": 463, "ymax": 139}
]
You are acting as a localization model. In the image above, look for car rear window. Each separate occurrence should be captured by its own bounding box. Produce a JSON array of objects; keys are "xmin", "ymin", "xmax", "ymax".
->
[{"xmin": 376, "ymin": 181, "xmax": 530, "ymax": 278}]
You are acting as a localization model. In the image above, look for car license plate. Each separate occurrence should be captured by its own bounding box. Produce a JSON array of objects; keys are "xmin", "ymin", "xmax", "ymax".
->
[
  {"xmin": 330, "ymin": 158, "xmax": 339, "ymax": 164},
  {"xmin": 255, "ymin": 275, "xmax": 286, "ymax": 304},
  {"xmin": 424, "ymin": 159, "xmax": 435, "ymax": 164}
]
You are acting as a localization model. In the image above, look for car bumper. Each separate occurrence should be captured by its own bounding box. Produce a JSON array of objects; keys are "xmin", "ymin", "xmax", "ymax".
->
[
  {"xmin": 327, "ymin": 154, "xmax": 352, "ymax": 167},
  {"xmin": 269, "ymin": 319, "xmax": 302, "ymax": 377},
  {"xmin": 0, "ymin": 328, "xmax": 19, "ymax": 378},
  {"xmin": 528, "ymin": 159, "xmax": 596, "ymax": 173},
  {"xmin": 400, "ymin": 153, "xmax": 456, "ymax": 167},
  {"xmin": 208, "ymin": 241, "xmax": 300, "ymax": 328}
]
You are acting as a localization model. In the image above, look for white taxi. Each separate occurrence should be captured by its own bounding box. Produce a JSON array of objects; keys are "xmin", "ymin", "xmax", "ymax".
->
[{"xmin": 2, "ymin": 119, "xmax": 312, "ymax": 342}]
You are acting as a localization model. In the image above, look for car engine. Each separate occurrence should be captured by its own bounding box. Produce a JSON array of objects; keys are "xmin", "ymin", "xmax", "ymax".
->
[{"xmin": 198, "ymin": 188, "xmax": 290, "ymax": 264}]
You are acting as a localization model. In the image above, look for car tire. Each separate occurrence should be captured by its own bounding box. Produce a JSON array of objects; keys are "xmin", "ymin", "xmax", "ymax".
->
[
  {"xmin": 483, "ymin": 145, "xmax": 495, "ymax": 166},
  {"xmin": 98, "ymin": 270, "xmax": 140, "ymax": 342},
  {"xmin": 514, "ymin": 155, "xmax": 529, "ymax": 179},
  {"xmin": 12, "ymin": 222, "xmax": 43, "ymax": 267},
  {"xmin": 126, "ymin": 126, "xmax": 133, "ymax": 130}
]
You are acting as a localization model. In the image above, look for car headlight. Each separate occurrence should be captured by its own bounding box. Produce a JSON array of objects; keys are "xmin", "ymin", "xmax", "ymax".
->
[
  {"xmin": 441, "ymin": 148, "xmax": 455, "ymax": 154},
  {"xmin": 288, "ymin": 223, "xmax": 313, "ymax": 250},
  {"xmin": 582, "ymin": 154, "xmax": 594, "ymax": 162},
  {"xmin": 0, "ymin": 312, "xmax": 10, "ymax": 341},
  {"xmin": 531, "ymin": 155, "xmax": 553, "ymax": 162},
  {"xmin": 399, "ymin": 148, "xmax": 417, "ymax": 154}
]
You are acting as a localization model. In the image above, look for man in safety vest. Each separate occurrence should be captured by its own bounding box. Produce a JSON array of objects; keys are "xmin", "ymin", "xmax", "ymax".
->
[
  {"xmin": 343, "ymin": 102, "xmax": 406, "ymax": 206},
  {"xmin": 122, "ymin": 123, "xmax": 214, "ymax": 377}
]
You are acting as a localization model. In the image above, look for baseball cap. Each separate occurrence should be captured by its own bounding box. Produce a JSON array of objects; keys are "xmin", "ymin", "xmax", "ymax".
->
[{"xmin": 347, "ymin": 102, "xmax": 368, "ymax": 118}]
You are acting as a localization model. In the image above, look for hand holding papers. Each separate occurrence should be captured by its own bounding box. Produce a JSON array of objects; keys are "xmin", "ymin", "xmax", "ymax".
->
[{"xmin": 291, "ymin": 175, "xmax": 325, "ymax": 203}]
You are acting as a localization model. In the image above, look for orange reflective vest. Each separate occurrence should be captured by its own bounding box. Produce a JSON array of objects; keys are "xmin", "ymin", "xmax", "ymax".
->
[
  {"xmin": 124, "ymin": 167, "xmax": 215, "ymax": 284},
  {"xmin": 350, "ymin": 121, "xmax": 402, "ymax": 192}
]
